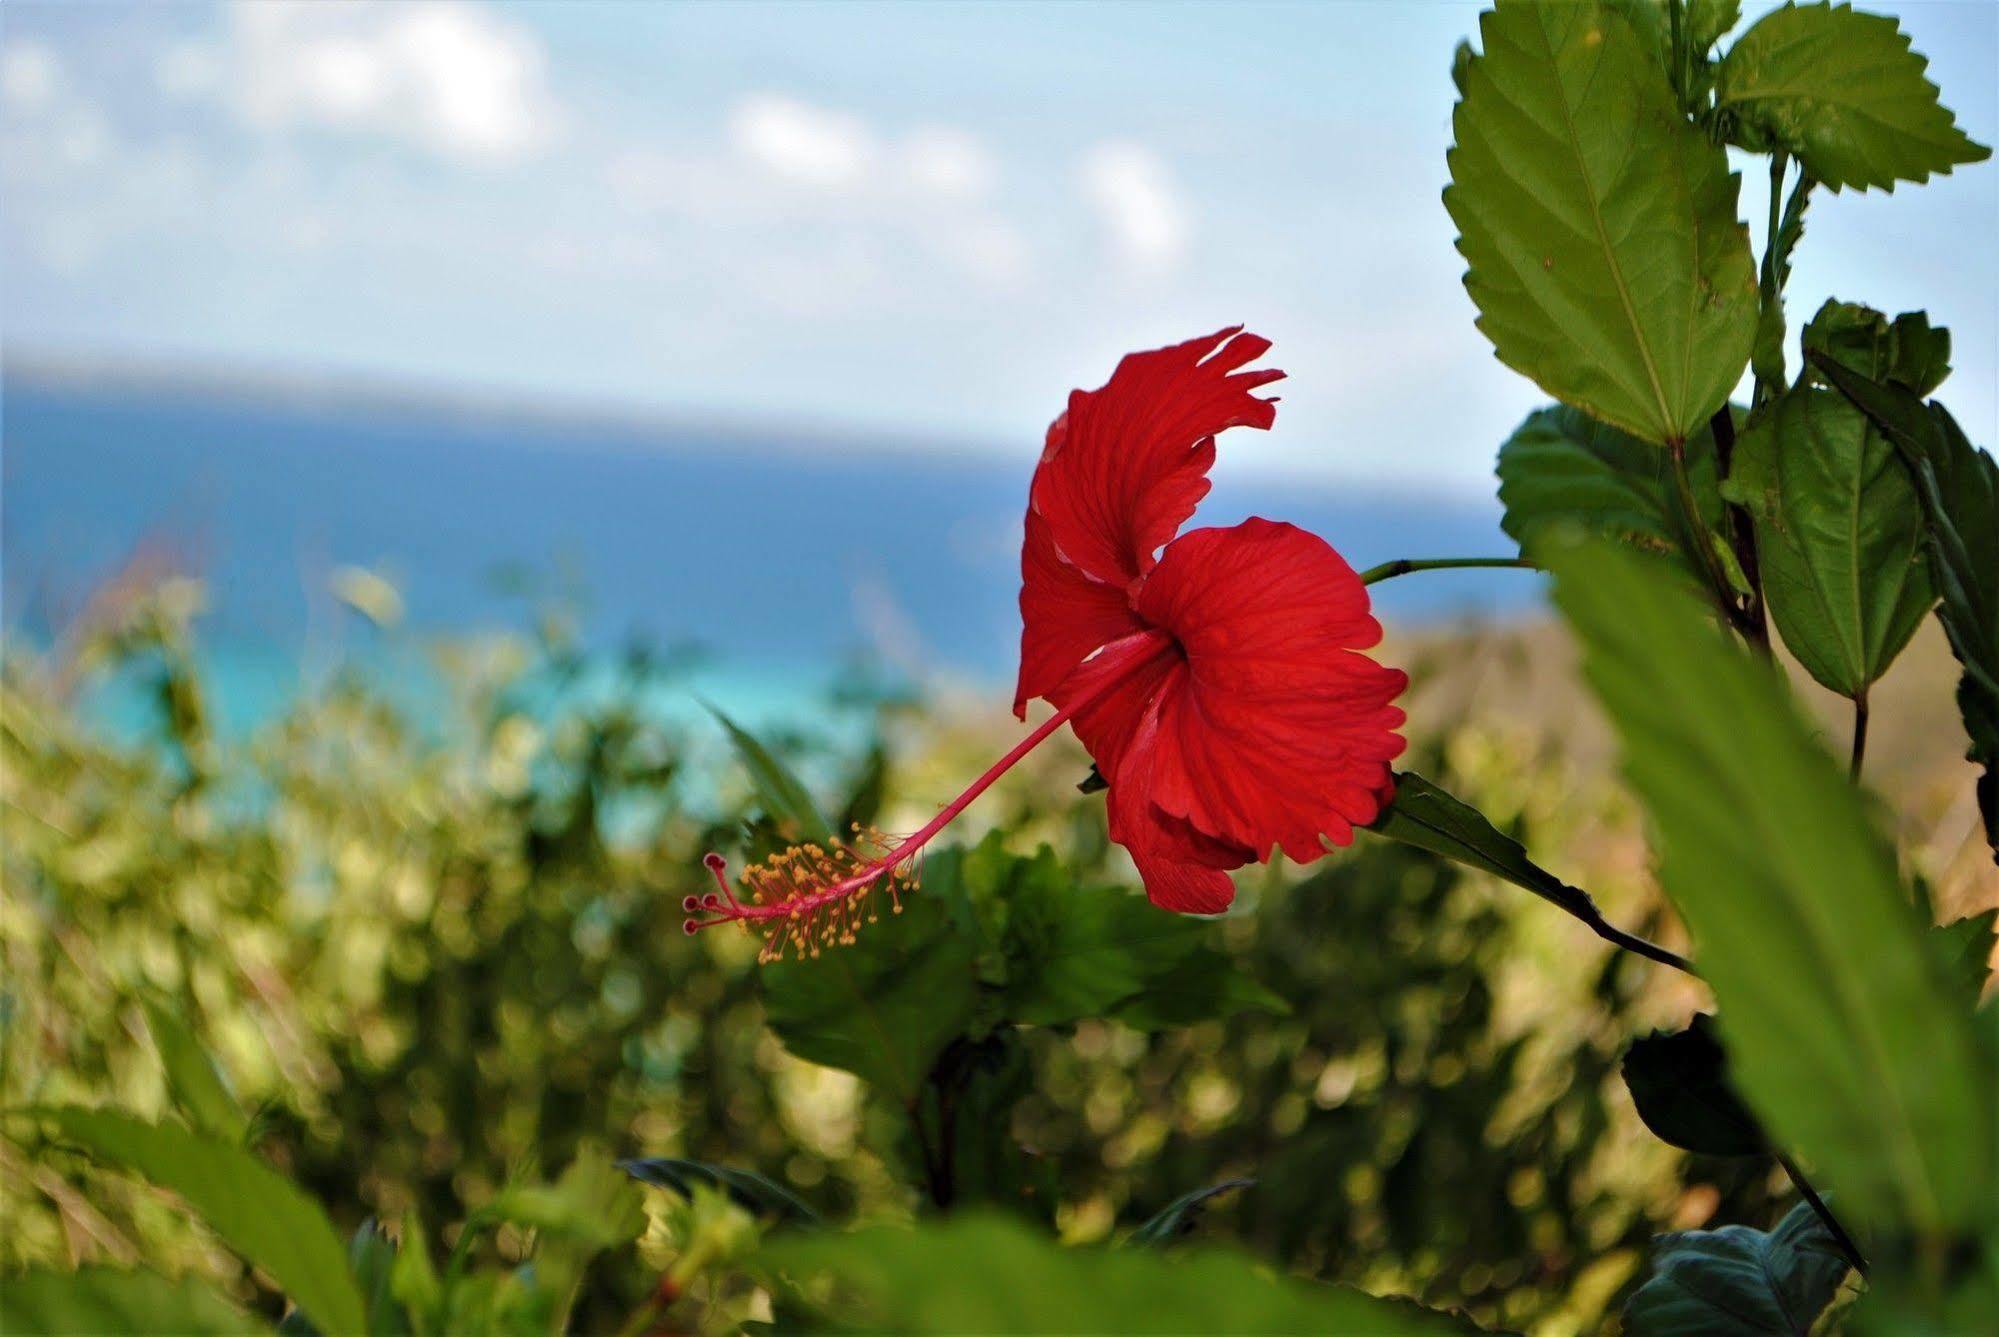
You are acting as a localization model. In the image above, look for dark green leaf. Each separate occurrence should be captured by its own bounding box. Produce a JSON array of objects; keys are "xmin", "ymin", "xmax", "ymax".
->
[
  {"xmin": 0, "ymin": 1268, "xmax": 265, "ymax": 1336},
  {"xmin": 1548, "ymin": 540, "xmax": 1995, "ymax": 1231},
  {"xmin": 1622, "ymin": 1014, "xmax": 1767, "ymax": 1157},
  {"xmin": 1366, "ymin": 771, "xmax": 1600, "ymax": 925},
  {"xmin": 1447, "ymin": 0, "xmax": 1757, "ymax": 445},
  {"xmin": 765, "ymin": 1212, "xmax": 1477, "ymax": 1333},
  {"xmin": 1624, "ymin": 1200, "xmax": 1850, "ymax": 1335},
  {"xmin": 1127, "ymin": 1179, "xmax": 1255, "ymax": 1248},
  {"xmin": 1716, "ymin": 3, "xmax": 1990, "ymax": 192},
  {"xmin": 1928, "ymin": 907, "xmax": 1996, "ymax": 1010},
  {"xmin": 1723, "ymin": 385, "xmax": 1933, "ymax": 696},
  {"xmin": 1811, "ymin": 356, "xmax": 1999, "ymax": 858},
  {"xmin": 1801, "ymin": 301, "xmax": 1949, "ymax": 397},
  {"xmin": 1494, "ymin": 403, "xmax": 1723, "ymax": 582},
  {"xmin": 38, "ymin": 1108, "xmax": 367, "ymax": 1336},
  {"xmin": 139, "ymin": 995, "xmax": 248, "ymax": 1143},
  {"xmin": 708, "ymin": 706, "xmax": 833, "ymax": 846},
  {"xmin": 621, "ymin": 1157, "xmax": 820, "ymax": 1226}
]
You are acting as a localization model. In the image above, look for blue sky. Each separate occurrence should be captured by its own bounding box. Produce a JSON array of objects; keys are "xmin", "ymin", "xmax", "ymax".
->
[{"xmin": 4, "ymin": 0, "xmax": 1994, "ymax": 493}]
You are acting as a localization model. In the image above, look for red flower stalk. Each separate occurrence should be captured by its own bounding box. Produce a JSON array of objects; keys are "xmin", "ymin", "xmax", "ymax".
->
[{"xmin": 689, "ymin": 328, "xmax": 1407, "ymax": 956}]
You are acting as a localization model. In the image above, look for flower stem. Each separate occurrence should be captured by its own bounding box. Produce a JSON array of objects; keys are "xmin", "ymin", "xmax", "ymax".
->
[
  {"xmin": 1779, "ymin": 1151, "xmax": 1870, "ymax": 1278},
  {"xmin": 1357, "ymin": 556, "xmax": 1535, "ymax": 585},
  {"xmin": 1849, "ymin": 691, "xmax": 1869, "ymax": 784}
]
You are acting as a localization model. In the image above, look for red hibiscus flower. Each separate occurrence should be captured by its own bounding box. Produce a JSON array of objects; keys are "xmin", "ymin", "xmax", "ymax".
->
[{"xmin": 688, "ymin": 328, "xmax": 1407, "ymax": 959}]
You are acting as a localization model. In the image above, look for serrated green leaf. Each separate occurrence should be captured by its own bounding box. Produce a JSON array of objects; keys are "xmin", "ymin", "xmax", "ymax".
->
[
  {"xmin": 0, "ymin": 1268, "xmax": 266, "ymax": 1336},
  {"xmin": 1717, "ymin": 2, "xmax": 1991, "ymax": 192},
  {"xmin": 38, "ymin": 1108, "xmax": 367, "ymax": 1336},
  {"xmin": 1723, "ymin": 386, "xmax": 1933, "ymax": 696},
  {"xmin": 621, "ymin": 1157, "xmax": 820, "ymax": 1226},
  {"xmin": 1447, "ymin": 0, "xmax": 1757, "ymax": 446},
  {"xmin": 1622, "ymin": 1014, "xmax": 1767, "ymax": 1157},
  {"xmin": 1548, "ymin": 540, "xmax": 1995, "ymax": 1231},
  {"xmin": 1811, "ymin": 357, "xmax": 1999, "ymax": 858},
  {"xmin": 765, "ymin": 1212, "xmax": 1477, "ymax": 1333},
  {"xmin": 1127, "ymin": 1179, "xmax": 1254, "ymax": 1248},
  {"xmin": 1494, "ymin": 403, "xmax": 1724, "ymax": 582},
  {"xmin": 1623, "ymin": 1201, "xmax": 1849, "ymax": 1335},
  {"xmin": 708, "ymin": 706, "xmax": 833, "ymax": 846},
  {"xmin": 139, "ymin": 995, "xmax": 248, "ymax": 1143}
]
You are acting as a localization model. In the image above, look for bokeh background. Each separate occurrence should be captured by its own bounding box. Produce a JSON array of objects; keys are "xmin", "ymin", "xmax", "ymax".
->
[{"xmin": 3, "ymin": 3, "xmax": 1996, "ymax": 1333}]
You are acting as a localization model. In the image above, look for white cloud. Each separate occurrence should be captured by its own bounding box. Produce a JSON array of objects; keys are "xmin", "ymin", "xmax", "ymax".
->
[
  {"xmin": 155, "ymin": 41, "xmax": 223, "ymax": 101},
  {"xmin": 730, "ymin": 94, "xmax": 875, "ymax": 188},
  {"xmin": 1, "ymin": 40, "xmax": 61, "ymax": 113},
  {"xmin": 228, "ymin": 1, "xmax": 558, "ymax": 164},
  {"xmin": 1079, "ymin": 142, "xmax": 1189, "ymax": 272},
  {"xmin": 902, "ymin": 126, "xmax": 995, "ymax": 200}
]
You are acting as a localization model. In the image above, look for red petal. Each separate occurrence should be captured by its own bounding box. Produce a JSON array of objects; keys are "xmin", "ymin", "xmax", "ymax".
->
[
  {"xmin": 1130, "ymin": 518, "xmax": 1408, "ymax": 864},
  {"xmin": 1013, "ymin": 328, "xmax": 1282, "ymax": 716}
]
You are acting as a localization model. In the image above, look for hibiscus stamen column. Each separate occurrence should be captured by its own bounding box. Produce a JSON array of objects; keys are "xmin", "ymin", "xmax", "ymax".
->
[{"xmin": 685, "ymin": 630, "xmax": 1173, "ymax": 962}]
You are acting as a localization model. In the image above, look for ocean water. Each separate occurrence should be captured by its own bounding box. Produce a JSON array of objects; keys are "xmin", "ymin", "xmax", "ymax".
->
[{"xmin": 3, "ymin": 374, "xmax": 1535, "ymax": 730}]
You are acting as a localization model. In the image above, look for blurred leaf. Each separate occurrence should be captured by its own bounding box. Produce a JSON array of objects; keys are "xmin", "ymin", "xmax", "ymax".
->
[
  {"xmin": 621, "ymin": 1157, "xmax": 820, "ymax": 1226},
  {"xmin": 1367, "ymin": 771, "xmax": 1601, "ymax": 926},
  {"xmin": 0, "ymin": 1268, "xmax": 265, "ymax": 1336},
  {"xmin": 765, "ymin": 1212, "xmax": 1477, "ymax": 1333},
  {"xmin": 139, "ymin": 994, "xmax": 248, "ymax": 1143},
  {"xmin": 487, "ymin": 1150, "xmax": 646, "ymax": 1254},
  {"xmin": 1623, "ymin": 1200, "xmax": 1849, "ymax": 1335},
  {"xmin": 1723, "ymin": 385, "xmax": 1932, "ymax": 697},
  {"xmin": 1929, "ymin": 908, "xmax": 1996, "ymax": 1008},
  {"xmin": 350, "ymin": 1221, "xmax": 412, "ymax": 1337},
  {"xmin": 708, "ymin": 706, "xmax": 833, "ymax": 846},
  {"xmin": 1688, "ymin": 0, "xmax": 1741, "ymax": 52},
  {"xmin": 389, "ymin": 1211, "xmax": 441, "ymax": 1337},
  {"xmin": 1622, "ymin": 1014, "xmax": 1767, "ymax": 1157},
  {"xmin": 1447, "ymin": 0, "xmax": 1756, "ymax": 445},
  {"xmin": 761, "ymin": 867, "xmax": 979, "ymax": 1103},
  {"xmin": 1811, "ymin": 356, "xmax": 1999, "ymax": 859},
  {"xmin": 924, "ymin": 1030, "xmax": 1058, "ymax": 1221},
  {"xmin": 1107, "ymin": 955, "xmax": 1288, "ymax": 1030},
  {"xmin": 833, "ymin": 743, "xmax": 888, "ymax": 835},
  {"xmin": 38, "ymin": 1108, "xmax": 367, "ymax": 1336},
  {"xmin": 330, "ymin": 566, "xmax": 405, "ymax": 630},
  {"xmin": 1716, "ymin": 3, "xmax": 1989, "ymax": 191},
  {"xmin": 1548, "ymin": 541, "xmax": 1996, "ymax": 1231},
  {"xmin": 1127, "ymin": 1179, "xmax": 1255, "ymax": 1248}
]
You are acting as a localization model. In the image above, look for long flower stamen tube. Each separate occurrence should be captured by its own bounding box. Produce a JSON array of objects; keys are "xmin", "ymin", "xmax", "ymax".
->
[{"xmin": 693, "ymin": 328, "xmax": 1412, "ymax": 955}]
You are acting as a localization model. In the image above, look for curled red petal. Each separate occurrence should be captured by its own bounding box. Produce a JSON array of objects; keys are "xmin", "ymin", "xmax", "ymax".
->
[
  {"xmin": 1013, "ymin": 327, "xmax": 1282, "ymax": 716},
  {"xmin": 1130, "ymin": 518, "xmax": 1408, "ymax": 864}
]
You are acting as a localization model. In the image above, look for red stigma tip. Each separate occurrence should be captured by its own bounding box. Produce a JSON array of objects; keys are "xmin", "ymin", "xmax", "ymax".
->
[
  {"xmin": 682, "ymin": 918, "xmax": 699, "ymax": 936},
  {"xmin": 701, "ymin": 893, "xmax": 723, "ymax": 910},
  {"xmin": 682, "ymin": 895, "xmax": 701, "ymax": 913},
  {"xmin": 703, "ymin": 852, "xmax": 727, "ymax": 871}
]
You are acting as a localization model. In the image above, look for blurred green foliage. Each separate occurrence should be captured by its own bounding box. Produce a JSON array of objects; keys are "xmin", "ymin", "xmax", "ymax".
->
[{"xmin": 0, "ymin": 574, "xmax": 1781, "ymax": 1333}]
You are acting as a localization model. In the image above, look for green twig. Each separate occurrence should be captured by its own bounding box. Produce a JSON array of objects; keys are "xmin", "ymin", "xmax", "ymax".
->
[{"xmin": 1357, "ymin": 557, "xmax": 1535, "ymax": 586}]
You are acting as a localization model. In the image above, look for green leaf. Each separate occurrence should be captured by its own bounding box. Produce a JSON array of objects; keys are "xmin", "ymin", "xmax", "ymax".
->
[
  {"xmin": 1801, "ymin": 300, "xmax": 1949, "ymax": 398},
  {"xmin": 1622, "ymin": 1014, "xmax": 1767, "ymax": 1157},
  {"xmin": 761, "ymin": 859, "xmax": 979, "ymax": 1103},
  {"xmin": 1366, "ymin": 771, "xmax": 1600, "ymax": 926},
  {"xmin": 38, "ymin": 1108, "xmax": 367, "ymax": 1336},
  {"xmin": 708, "ymin": 706, "xmax": 833, "ymax": 846},
  {"xmin": 765, "ymin": 1212, "xmax": 1476, "ymax": 1334},
  {"xmin": 1623, "ymin": 1201, "xmax": 1850, "ymax": 1335},
  {"xmin": 1446, "ymin": 0, "xmax": 1757, "ymax": 446},
  {"xmin": 1716, "ymin": 2, "xmax": 1990, "ymax": 192},
  {"xmin": 621, "ymin": 1157, "xmax": 821, "ymax": 1226},
  {"xmin": 1929, "ymin": 907, "xmax": 1996, "ymax": 1009},
  {"xmin": 1106, "ymin": 952, "xmax": 1288, "ymax": 1031},
  {"xmin": 486, "ymin": 1150, "xmax": 646, "ymax": 1254},
  {"xmin": 1723, "ymin": 385, "xmax": 1933, "ymax": 696},
  {"xmin": 1127, "ymin": 1179, "xmax": 1255, "ymax": 1248},
  {"xmin": 138, "ymin": 995, "xmax": 248, "ymax": 1144},
  {"xmin": 389, "ymin": 1211, "xmax": 441, "ymax": 1337},
  {"xmin": 1495, "ymin": 403, "xmax": 1724, "ymax": 581},
  {"xmin": 1547, "ymin": 541, "xmax": 1995, "ymax": 1231},
  {"xmin": 0, "ymin": 1268, "xmax": 266, "ymax": 1336},
  {"xmin": 1811, "ymin": 357, "xmax": 1999, "ymax": 859}
]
